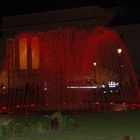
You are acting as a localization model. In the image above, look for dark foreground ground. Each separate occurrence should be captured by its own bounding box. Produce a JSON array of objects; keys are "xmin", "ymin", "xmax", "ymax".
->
[{"xmin": 0, "ymin": 109, "xmax": 140, "ymax": 140}]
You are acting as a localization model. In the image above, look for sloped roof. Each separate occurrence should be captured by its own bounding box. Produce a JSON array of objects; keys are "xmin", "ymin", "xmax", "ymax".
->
[{"xmin": 1, "ymin": 6, "xmax": 114, "ymax": 28}]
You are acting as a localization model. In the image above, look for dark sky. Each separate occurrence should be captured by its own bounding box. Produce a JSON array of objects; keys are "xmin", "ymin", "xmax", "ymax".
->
[{"xmin": 0, "ymin": 0, "xmax": 139, "ymax": 17}]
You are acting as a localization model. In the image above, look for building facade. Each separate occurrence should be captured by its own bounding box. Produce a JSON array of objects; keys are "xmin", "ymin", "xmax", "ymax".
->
[{"xmin": 0, "ymin": 6, "xmax": 139, "ymax": 113}]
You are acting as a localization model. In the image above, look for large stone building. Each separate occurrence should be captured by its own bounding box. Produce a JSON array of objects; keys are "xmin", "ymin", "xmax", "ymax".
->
[
  {"xmin": 0, "ymin": 5, "xmax": 140, "ymax": 81},
  {"xmin": 0, "ymin": 6, "xmax": 114, "ymax": 86}
]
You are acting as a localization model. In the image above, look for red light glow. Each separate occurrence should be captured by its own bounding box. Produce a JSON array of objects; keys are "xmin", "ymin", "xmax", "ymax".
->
[
  {"xmin": 0, "ymin": 26, "xmax": 139, "ymax": 113},
  {"xmin": 95, "ymin": 102, "xmax": 100, "ymax": 105}
]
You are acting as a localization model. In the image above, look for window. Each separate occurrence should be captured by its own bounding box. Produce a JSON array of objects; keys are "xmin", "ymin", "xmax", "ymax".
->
[
  {"xmin": 31, "ymin": 37, "xmax": 40, "ymax": 69},
  {"xmin": 19, "ymin": 38, "xmax": 27, "ymax": 70}
]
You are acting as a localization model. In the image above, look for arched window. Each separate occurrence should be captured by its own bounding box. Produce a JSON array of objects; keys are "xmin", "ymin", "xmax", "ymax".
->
[
  {"xmin": 19, "ymin": 38, "xmax": 27, "ymax": 70},
  {"xmin": 31, "ymin": 37, "xmax": 40, "ymax": 69}
]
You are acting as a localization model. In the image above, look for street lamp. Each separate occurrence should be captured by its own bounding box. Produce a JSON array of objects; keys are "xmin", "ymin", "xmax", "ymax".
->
[
  {"xmin": 117, "ymin": 48, "xmax": 123, "ymax": 103},
  {"xmin": 93, "ymin": 62, "xmax": 97, "ymax": 83},
  {"xmin": 117, "ymin": 48, "xmax": 122, "ymax": 55},
  {"xmin": 117, "ymin": 48, "xmax": 123, "ymax": 68},
  {"xmin": 93, "ymin": 62, "xmax": 96, "ymax": 67}
]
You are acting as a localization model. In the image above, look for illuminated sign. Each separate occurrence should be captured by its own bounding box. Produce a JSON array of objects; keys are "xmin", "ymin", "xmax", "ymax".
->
[{"xmin": 108, "ymin": 81, "xmax": 119, "ymax": 88}]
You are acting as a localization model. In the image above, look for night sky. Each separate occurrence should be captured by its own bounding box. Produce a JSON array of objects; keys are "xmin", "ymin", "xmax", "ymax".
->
[
  {"xmin": 0, "ymin": 0, "xmax": 139, "ymax": 17},
  {"xmin": 0, "ymin": 0, "xmax": 140, "ymax": 26}
]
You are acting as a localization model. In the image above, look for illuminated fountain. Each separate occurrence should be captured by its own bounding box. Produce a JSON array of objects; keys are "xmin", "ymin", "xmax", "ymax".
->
[{"xmin": 0, "ymin": 26, "xmax": 139, "ymax": 114}]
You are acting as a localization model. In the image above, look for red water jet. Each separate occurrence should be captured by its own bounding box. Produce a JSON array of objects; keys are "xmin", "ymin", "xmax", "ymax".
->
[{"xmin": 0, "ymin": 26, "xmax": 139, "ymax": 114}]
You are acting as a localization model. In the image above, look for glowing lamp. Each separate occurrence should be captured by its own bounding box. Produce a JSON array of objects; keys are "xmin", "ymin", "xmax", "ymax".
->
[
  {"xmin": 117, "ymin": 48, "xmax": 122, "ymax": 54},
  {"xmin": 2, "ymin": 86, "xmax": 6, "ymax": 90},
  {"xmin": 44, "ymin": 87, "xmax": 47, "ymax": 91},
  {"xmin": 95, "ymin": 102, "xmax": 100, "ymax": 105},
  {"xmin": 2, "ymin": 107, "xmax": 6, "ymax": 110},
  {"xmin": 101, "ymin": 85, "xmax": 106, "ymax": 88},
  {"xmin": 93, "ymin": 62, "xmax": 97, "ymax": 66},
  {"xmin": 44, "ymin": 81, "xmax": 48, "ymax": 91}
]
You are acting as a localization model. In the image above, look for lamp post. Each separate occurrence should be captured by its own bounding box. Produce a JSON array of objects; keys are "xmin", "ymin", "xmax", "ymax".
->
[
  {"xmin": 117, "ymin": 48, "xmax": 122, "ymax": 55},
  {"xmin": 93, "ymin": 62, "xmax": 97, "ymax": 83},
  {"xmin": 117, "ymin": 48, "xmax": 123, "ymax": 102}
]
